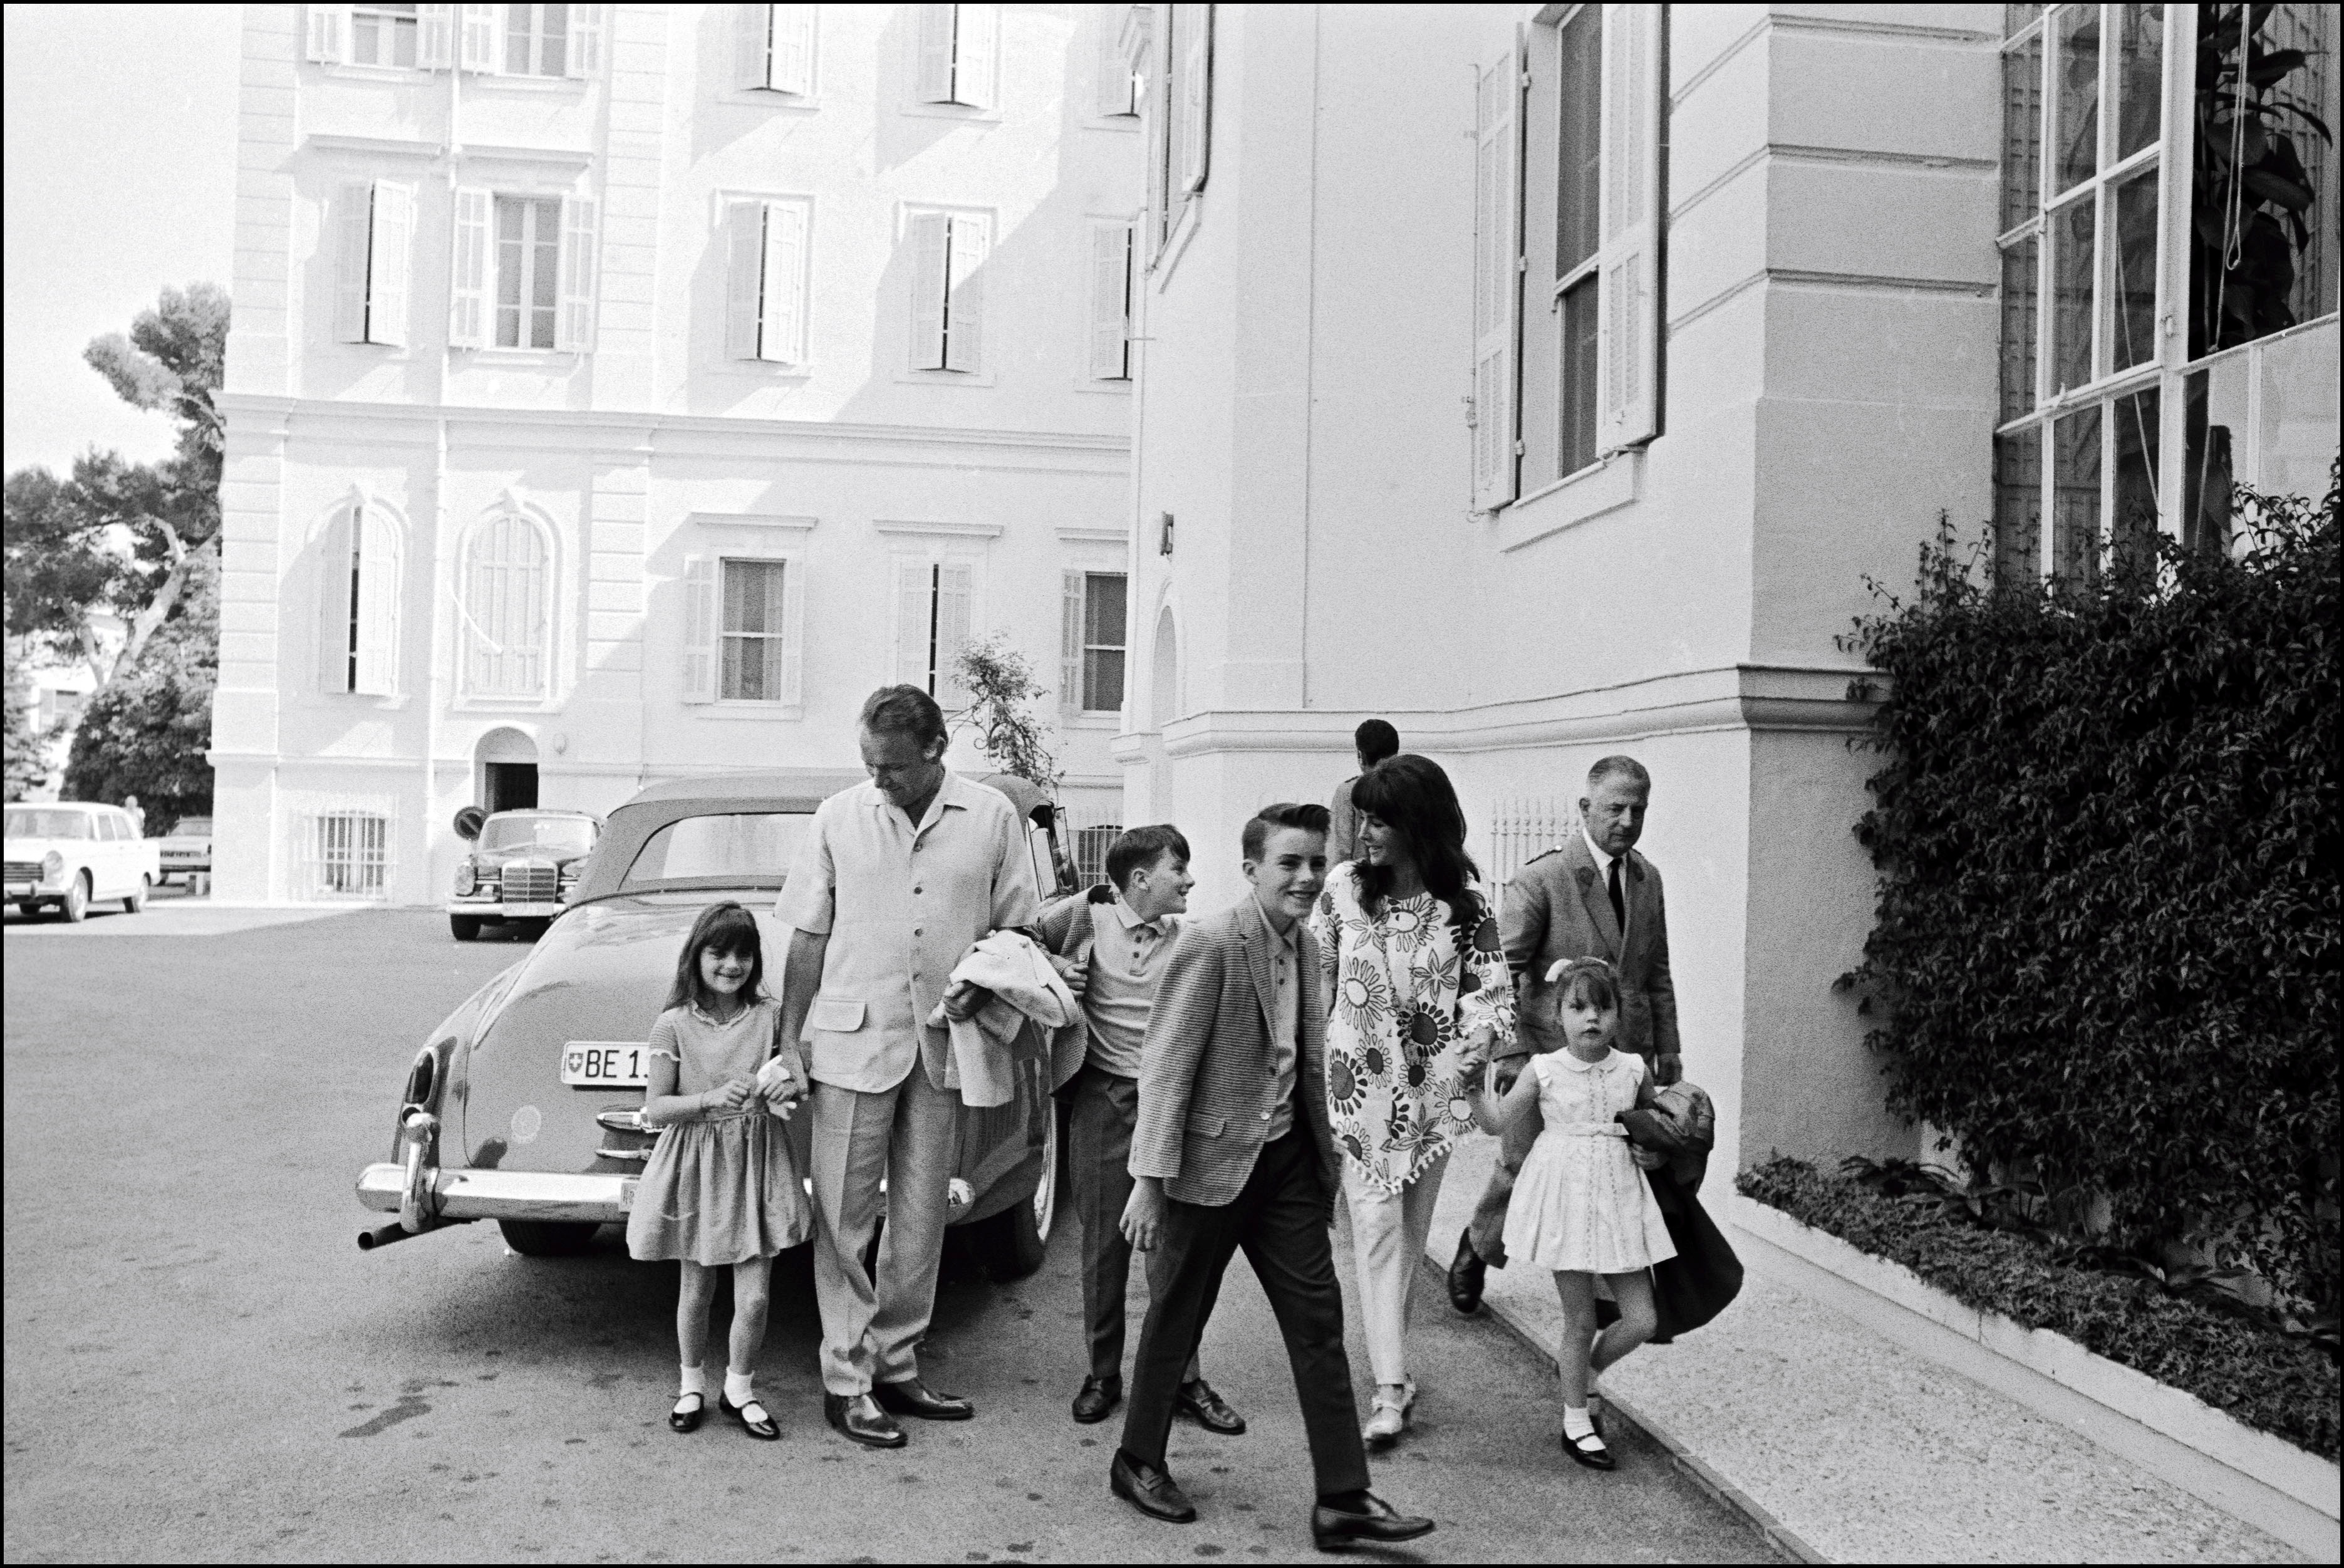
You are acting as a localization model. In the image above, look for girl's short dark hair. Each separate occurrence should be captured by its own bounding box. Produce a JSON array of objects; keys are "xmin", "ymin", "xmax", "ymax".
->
[
  {"xmin": 666, "ymin": 901, "xmax": 766, "ymax": 1012},
  {"xmin": 1550, "ymin": 956, "xmax": 1621, "ymax": 1013}
]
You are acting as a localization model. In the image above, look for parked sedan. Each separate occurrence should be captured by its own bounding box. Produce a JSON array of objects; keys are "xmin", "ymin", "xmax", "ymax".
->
[
  {"xmin": 4, "ymin": 802, "xmax": 160, "ymax": 922},
  {"xmin": 358, "ymin": 771, "xmax": 1061, "ymax": 1279},
  {"xmin": 445, "ymin": 808, "xmax": 601, "ymax": 941},
  {"xmin": 157, "ymin": 816, "xmax": 213, "ymax": 886}
]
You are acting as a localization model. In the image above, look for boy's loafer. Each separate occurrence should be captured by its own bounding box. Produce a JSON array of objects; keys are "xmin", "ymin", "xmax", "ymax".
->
[
  {"xmin": 1310, "ymin": 1492, "xmax": 1435, "ymax": 1550},
  {"xmin": 1447, "ymin": 1230, "xmax": 1486, "ymax": 1314},
  {"xmin": 1109, "ymin": 1449, "xmax": 1197, "ymax": 1524},
  {"xmin": 1072, "ymin": 1374, "xmax": 1122, "ymax": 1424},
  {"xmin": 1175, "ymin": 1378, "xmax": 1246, "ymax": 1435},
  {"xmin": 823, "ymin": 1392, "xmax": 906, "ymax": 1448},
  {"xmin": 873, "ymin": 1377, "xmax": 973, "ymax": 1421}
]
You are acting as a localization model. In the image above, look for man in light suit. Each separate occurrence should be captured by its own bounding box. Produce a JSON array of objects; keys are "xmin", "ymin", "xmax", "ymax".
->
[
  {"xmin": 1449, "ymin": 755, "xmax": 1682, "ymax": 1314},
  {"xmin": 1109, "ymin": 803, "xmax": 1434, "ymax": 1550}
]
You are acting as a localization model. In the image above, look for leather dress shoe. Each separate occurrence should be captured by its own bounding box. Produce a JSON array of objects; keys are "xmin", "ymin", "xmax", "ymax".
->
[
  {"xmin": 1109, "ymin": 1448, "xmax": 1197, "ymax": 1524},
  {"xmin": 824, "ymin": 1392, "xmax": 907, "ymax": 1449},
  {"xmin": 1174, "ymin": 1377, "xmax": 1246, "ymax": 1435},
  {"xmin": 1310, "ymin": 1491, "xmax": 1436, "ymax": 1550},
  {"xmin": 1072, "ymin": 1374, "xmax": 1122, "ymax": 1424},
  {"xmin": 1447, "ymin": 1229, "xmax": 1486, "ymax": 1315},
  {"xmin": 873, "ymin": 1377, "xmax": 974, "ymax": 1421},
  {"xmin": 718, "ymin": 1393, "xmax": 780, "ymax": 1441}
]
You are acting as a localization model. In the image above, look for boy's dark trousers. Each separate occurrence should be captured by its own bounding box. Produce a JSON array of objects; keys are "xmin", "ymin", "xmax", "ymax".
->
[
  {"xmin": 1067, "ymin": 1062, "xmax": 1193, "ymax": 1381},
  {"xmin": 1118, "ymin": 1130, "xmax": 1371, "ymax": 1497}
]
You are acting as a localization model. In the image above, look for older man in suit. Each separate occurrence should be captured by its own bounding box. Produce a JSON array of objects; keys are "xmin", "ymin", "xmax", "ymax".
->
[
  {"xmin": 1449, "ymin": 755, "xmax": 1681, "ymax": 1314},
  {"xmin": 1108, "ymin": 803, "xmax": 1433, "ymax": 1550}
]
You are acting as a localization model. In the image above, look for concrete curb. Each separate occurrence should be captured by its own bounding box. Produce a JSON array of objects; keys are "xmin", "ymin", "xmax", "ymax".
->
[
  {"xmin": 1420, "ymin": 1254, "xmax": 1824, "ymax": 1564},
  {"xmin": 1725, "ymin": 1195, "xmax": 2341, "ymax": 1564}
]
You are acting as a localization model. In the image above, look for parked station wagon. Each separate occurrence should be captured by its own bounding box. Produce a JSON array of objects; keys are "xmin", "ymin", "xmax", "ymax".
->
[
  {"xmin": 445, "ymin": 807, "xmax": 601, "ymax": 940},
  {"xmin": 359, "ymin": 772, "xmax": 1061, "ymax": 1277},
  {"xmin": 4, "ymin": 802, "xmax": 160, "ymax": 922}
]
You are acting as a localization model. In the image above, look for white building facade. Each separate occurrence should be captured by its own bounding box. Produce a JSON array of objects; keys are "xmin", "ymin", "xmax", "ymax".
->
[
  {"xmin": 1112, "ymin": 3, "xmax": 2338, "ymax": 1181},
  {"xmin": 214, "ymin": 3, "xmax": 1145, "ymax": 905}
]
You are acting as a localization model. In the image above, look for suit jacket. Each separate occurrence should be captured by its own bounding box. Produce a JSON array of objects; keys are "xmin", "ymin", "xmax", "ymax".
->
[
  {"xmin": 1128, "ymin": 897, "xmax": 1341, "ymax": 1212},
  {"xmin": 1498, "ymin": 833, "xmax": 1680, "ymax": 1064}
]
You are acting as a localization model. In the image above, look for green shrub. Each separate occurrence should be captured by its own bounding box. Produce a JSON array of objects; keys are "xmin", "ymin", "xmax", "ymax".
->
[
  {"xmin": 1740, "ymin": 1157, "xmax": 2339, "ymax": 1459},
  {"xmin": 1838, "ymin": 463, "xmax": 2339, "ymax": 1315}
]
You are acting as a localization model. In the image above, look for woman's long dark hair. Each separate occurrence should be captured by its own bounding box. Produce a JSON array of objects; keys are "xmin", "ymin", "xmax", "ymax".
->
[
  {"xmin": 1349, "ymin": 754, "xmax": 1483, "ymax": 940},
  {"xmin": 665, "ymin": 901, "xmax": 767, "ymax": 1014}
]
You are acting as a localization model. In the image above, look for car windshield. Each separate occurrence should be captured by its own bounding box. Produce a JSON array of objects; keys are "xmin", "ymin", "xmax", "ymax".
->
[
  {"xmin": 624, "ymin": 813, "xmax": 811, "ymax": 887},
  {"xmin": 479, "ymin": 816, "xmax": 597, "ymax": 854},
  {"xmin": 4, "ymin": 809, "xmax": 93, "ymax": 839}
]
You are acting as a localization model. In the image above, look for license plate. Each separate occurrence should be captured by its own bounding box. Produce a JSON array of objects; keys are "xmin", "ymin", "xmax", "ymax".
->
[{"xmin": 561, "ymin": 1041, "xmax": 651, "ymax": 1088}]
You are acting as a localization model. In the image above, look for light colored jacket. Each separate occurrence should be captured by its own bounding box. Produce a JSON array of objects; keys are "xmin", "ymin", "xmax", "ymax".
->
[
  {"xmin": 1129, "ymin": 898, "xmax": 1340, "ymax": 1213},
  {"xmin": 925, "ymin": 930, "xmax": 1076, "ymax": 1108},
  {"xmin": 1500, "ymin": 833, "xmax": 1680, "ymax": 1064}
]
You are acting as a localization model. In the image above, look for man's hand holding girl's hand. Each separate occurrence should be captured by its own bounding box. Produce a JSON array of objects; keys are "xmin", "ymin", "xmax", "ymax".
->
[{"xmin": 710, "ymin": 1074, "xmax": 759, "ymax": 1113}]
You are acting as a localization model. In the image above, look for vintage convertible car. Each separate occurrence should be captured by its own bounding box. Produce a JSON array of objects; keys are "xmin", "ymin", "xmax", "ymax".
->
[
  {"xmin": 445, "ymin": 807, "xmax": 602, "ymax": 940},
  {"xmin": 356, "ymin": 771, "xmax": 1061, "ymax": 1279}
]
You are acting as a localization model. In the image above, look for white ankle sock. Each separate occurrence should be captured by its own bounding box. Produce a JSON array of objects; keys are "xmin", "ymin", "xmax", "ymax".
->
[
  {"xmin": 677, "ymin": 1364, "xmax": 704, "ymax": 1398},
  {"xmin": 1562, "ymin": 1404, "xmax": 1595, "ymax": 1441},
  {"xmin": 724, "ymin": 1368, "xmax": 756, "ymax": 1408}
]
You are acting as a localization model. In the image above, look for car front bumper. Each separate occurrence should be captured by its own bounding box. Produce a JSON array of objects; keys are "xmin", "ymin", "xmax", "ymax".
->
[
  {"xmin": 445, "ymin": 899, "xmax": 566, "ymax": 918},
  {"xmin": 357, "ymin": 1162, "xmax": 635, "ymax": 1224}
]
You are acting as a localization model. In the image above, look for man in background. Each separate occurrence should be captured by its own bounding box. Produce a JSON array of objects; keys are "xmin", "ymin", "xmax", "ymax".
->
[{"xmin": 1326, "ymin": 719, "xmax": 1398, "ymax": 865}]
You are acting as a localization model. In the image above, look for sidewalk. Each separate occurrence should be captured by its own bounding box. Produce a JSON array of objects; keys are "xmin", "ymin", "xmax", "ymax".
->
[{"xmin": 1426, "ymin": 1135, "xmax": 2311, "ymax": 1564}]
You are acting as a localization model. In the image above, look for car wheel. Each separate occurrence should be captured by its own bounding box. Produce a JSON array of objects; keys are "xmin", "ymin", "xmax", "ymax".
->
[
  {"xmin": 450, "ymin": 915, "xmax": 483, "ymax": 942},
  {"xmin": 124, "ymin": 874, "xmax": 150, "ymax": 914},
  {"xmin": 497, "ymin": 1219, "xmax": 600, "ymax": 1256},
  {"xmin": 979, "ymin": 1105, "xmax": 1058, "ymax": 1281},
  {"xmin": 60, "ymin": 873, "xmax": 90, "ymax": 923}
]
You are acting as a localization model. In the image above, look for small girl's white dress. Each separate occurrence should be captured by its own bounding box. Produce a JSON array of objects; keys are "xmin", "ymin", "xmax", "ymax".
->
[{"xmin": 1503, "ymin": 1049, "xmax": 1677, "ymax": 1274}]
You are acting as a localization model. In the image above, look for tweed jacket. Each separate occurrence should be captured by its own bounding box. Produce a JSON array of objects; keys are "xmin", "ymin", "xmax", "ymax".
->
[
  {"xmin": 1498, "ymin": 832, "xmax": 1680, "ymax": 1064},
  {"xmin": 1128, "ymin": 897, "xmax": 1341, "ymax": 1212}
]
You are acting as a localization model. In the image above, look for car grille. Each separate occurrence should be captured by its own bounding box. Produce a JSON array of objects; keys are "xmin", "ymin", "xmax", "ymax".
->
[
  {"xmin": 502, "ymin": 862, "xmax": 558, "ymax": 902},
  {"xmin": 3, "ymin": 861, "xmax": 41, "ymax": 882}
]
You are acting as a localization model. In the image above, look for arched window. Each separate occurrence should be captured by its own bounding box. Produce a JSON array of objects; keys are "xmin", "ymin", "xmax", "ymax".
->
[
  {"xmin": 319, "ymin": 502, "xmax": 400, "ymax": 697},
  {"xmin": 463, "ymin": 511, "xmax": 550, "ymax": 699}
]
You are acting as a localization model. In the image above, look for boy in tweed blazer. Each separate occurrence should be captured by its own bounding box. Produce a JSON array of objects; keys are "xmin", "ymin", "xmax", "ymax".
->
[{"xmin": 1107, "ymin": 804, "xmax": 1433, "ymax": 1550}]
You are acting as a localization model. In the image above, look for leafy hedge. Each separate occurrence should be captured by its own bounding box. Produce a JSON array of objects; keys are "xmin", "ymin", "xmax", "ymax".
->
[
  {"xmin": 1838, "ymin": 464, "xmax": 2339, "ymax": 1314},
  {"xmin": 1740, "ymin": 1157, "xmax": 2338, "ymax": 1460}
]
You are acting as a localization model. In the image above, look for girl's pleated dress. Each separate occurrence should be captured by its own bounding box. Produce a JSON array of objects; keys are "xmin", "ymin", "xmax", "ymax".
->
[
  {"xmin": 625, "ymin": 997, "xmax": 812, "ymax": 1266},
  {"xmin": 1503, "ymin": 1048, "xmax": 1677, "ymax": 1274}
]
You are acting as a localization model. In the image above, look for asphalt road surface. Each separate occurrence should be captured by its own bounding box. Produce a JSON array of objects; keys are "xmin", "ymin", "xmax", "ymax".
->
[{"xmin": 4, "ymin": 901, "xmax": 1771, "ymax": 1563}]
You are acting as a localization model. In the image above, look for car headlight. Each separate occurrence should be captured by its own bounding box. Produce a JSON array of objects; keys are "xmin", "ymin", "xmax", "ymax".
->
[
  {"xmin": 454, "ymin": 860, "xmax": 476, "ymax": 895},
  {"xmin": 41, "ymin": 851, "xmax": 63, "ymax": 881}
]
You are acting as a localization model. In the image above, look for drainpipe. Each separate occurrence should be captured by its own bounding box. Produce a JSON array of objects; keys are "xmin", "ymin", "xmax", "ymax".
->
[{"xmin": 423, "ymin": 46, "xmax": 464, "ymax": 893}]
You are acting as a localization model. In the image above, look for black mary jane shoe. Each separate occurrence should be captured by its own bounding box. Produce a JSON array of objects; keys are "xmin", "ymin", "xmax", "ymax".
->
[
  {"xmin": 1072, "ymin": 1374, "xmax": 1123, "ymax": 1424},
  {"xmin": 1174, "ymin": 1377, "xmax": 1247, "ymax": 1436},
  {"xmin": 718, "ymin": 1393, "xmax": 781, "ymax": 1441},
  {"xmin": 668, "ymin": 1391, "xmax": 705, "ymax": 1434},
  {"xmin": 1561, "ymin": 1426, "xmax": 1615, "ymax": 1471}
]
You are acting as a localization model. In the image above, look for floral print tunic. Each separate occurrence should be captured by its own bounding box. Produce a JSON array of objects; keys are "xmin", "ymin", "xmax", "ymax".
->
[{"xmin": 1310, "ymin": 864, "xmax": 1516, "ymax": 1192}]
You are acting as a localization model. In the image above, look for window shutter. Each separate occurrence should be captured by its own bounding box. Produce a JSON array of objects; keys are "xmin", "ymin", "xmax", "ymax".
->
[
  {"xmin": 308, "ymin": 4, "xmax": 350, "ymax": 63},
  {"xmin": 915, "ymin": 4, "xmax": 956, "ymax": 102},
  {"xmin": 737, "ymin": 3, "xmax": 773, "ymax": 88},
  {"xmin": 778, "ymin": 556, "xmax": 807, "ymax": 705},
  {"xmin": 458, "ymin": 3, "xmax": 498, "ymax": 72},
  {"xmin": 943, "ymin": 214, "xmax": 988, "ymax": 374},
  {"xmin": 1177, "ymin": 4, "xmax": 1211, "ymax": 194},
  {"xmin": 1595, "ymin": 2, "xmax": 1662, "ymax": 452},
  {"xmin": 336, "ymin": 183, "xmax": 375, "ymax": 345},
  {"xmin": 1470, "ymin": 43, "xmax": 1523, "ymax": 512},
  {"xmin": 906, "ymin": 211, "xmax": 950, "ymax": 370},
  {"xmin": 367, "ymin": 182, "xmax": 414, "ymax": 348},
  {"xmin": 1061, "ymin": 570, "xmax": 1085, "ymax": 711},
  {"xmin": 319, "ymin": 507, "xmax": 356, "ymax": 694},
  {"xmin": 769, "ymin": 4, "xmax": 814, "ymax": 94},
  {"xmin": 566, "ymin": 3, "xmax": 603, "ymax": 78},
  {"xmin": 352, "ymin": 511, "xmax": 398, "ymax": 695},
  {"xmin": 449, "ymin": 186, "xmax": 492, "ymax": 348},
  {"xmin": 1087, "ymin": 222, "xmax": 1131, "ymax": 379},
  {"xmin": 952, "ymin": 3, "xmax": 996, "ymax": 108},
  {"xmin": 680, "ymin": 555, "xmax": 718, "ymax": 703},
  {"xmin": 896, "ymin": 559, "xmax": 935, "ymax": 687},
  {"xmin": 760, "ymin": 202, "xmax": 807, "ymax": 363},
  {"xmin": 934, "ymin": 563, "xmax": 974, "ymax": 706},
  {"xmin": 725, "ymin": 200, "xmax": 767, "ymax": 361},
  {"xmin": 557, "ymin": 194, "xmax": 599, "ymax": 352},
  {"xmin": 1096, "ymin": 6, "xmax": 1134, "ymax": 116},
  {"xmin": 418, "ymin": 3, "xmax": 455, "ymax": 67}
]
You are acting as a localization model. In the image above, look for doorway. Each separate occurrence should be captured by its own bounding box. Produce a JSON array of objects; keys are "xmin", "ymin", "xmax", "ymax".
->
[{"xmin": 484, "ymin": 762, "xmax": 538, "ymax": 813}]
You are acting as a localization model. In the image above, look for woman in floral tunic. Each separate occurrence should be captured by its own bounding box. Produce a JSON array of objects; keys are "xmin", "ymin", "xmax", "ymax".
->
[{"xmin": 1309, "ymin": 754, "xmax": 1515, "ymax": 1448}]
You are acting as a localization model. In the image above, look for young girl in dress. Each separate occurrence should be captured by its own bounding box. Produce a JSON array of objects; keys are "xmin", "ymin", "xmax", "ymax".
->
[
  {"xmin": 1475, "ymin": 956, "xmax": 1674, "ymax": 1470},
  {"xmin": 626, "ymin": 901, "xmax": 812, "ymax": 1441}
]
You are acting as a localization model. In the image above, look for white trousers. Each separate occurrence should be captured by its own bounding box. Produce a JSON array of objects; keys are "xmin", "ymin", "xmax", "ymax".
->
[{"xmin": 1342, "ymin": 1150, "xmax": 1449, "ymax": 1388}]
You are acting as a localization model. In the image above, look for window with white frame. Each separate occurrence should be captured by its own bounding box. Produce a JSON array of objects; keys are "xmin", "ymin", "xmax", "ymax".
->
[
  {"xmin": 1062, "ymin": 570, "xmax": 1126, "ymax": 714},
  {"xmin": 725, "ymin": 197, "xmax": 811, "ymax": 365},
  {"xmin": 306, "ymin": 3, "xmax": 601, "ymax": 76},
  {"xmin": 680, "ymin": 552, "xmax": 807, "ymax": 705},
  {"xmin": 1148, "ymin": 4, "xmax": 1212, "ymax": 251},
  {"xmin": 303, "ymin": 809, "xmax": 392, "ymax": 899},
  {"xmin": 352, "ymin": 3, "xmax": 419, "ymax": 66},
  {"xmin": 1478, "ymin": 3, "xmax": 1666, "ymax": 512},
  {"xmin": 462, "ymin": 512, "xmax": 551, "ymax": 700},
  {"xmin": 1094, "ymin": 5, "xmax": 1138, "ymax": 118},
  {"xmin": 506, "ymin": 3, "xmax": 569, "ymax": 76},
  {"xmin": 738, "ymin": 3, "xmax": 815, "ymax": 94},
  {"xmin": 449, "ymin": 187, "xmax": 598, "ymax": 352},
  {"xmin": 318, "ymin": 504, "xmax": 399, "ymax": 697},
  {"xmin": 334, "ymin": 180, "xmax": 415, "ymax": 348},
  {"xmin": 905, "ymin": 209, "xmax": 989, "ymax": 373},
  {"xmin": 913, "ymin": 3, "xmax": 997, "ymax": 109},
  {"xmin": 1995, "ymin": 3, "xmax": 2336, "ymax": 583},
  {"xmin": 1088, "ymin": 219, "xmax": 1135, "ymax": 380},
  {"xmin": 896, "ymin": 559, "xmax": 975, "ymax": 704}
]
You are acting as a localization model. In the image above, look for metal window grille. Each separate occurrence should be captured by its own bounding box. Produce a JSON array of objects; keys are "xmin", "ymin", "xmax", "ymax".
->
[
  {"xmin": 1485, "ymin": 796, "xmax": 1577, "ymax": 918},
  {"xmin": 303, "ymin": 811, "xmax": 393, "ymax": 900},
  {"xmin": 1058, "ymin": 802, "xmax": 1124, "ymax": 891}
]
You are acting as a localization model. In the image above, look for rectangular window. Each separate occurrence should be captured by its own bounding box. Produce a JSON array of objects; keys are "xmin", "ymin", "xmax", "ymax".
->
[
  {"xmin": 905, "ymin": 210, "xmax": 989, "ymax": 373},
  {"xmin": 1081, "ymin": 573, "xmax": 1127, "ymax": 712},
  {"xmin": 505, "ymin": 2, "xmax": 568, "ymax": 76},
  {"xmin": 739, "ymin": 3, "xmax": 815, "ymax": 95},
  {"xmin": 914, "ymin": 3, "xmax": 996, "ymax": 109},
  {"xmin": 725, "ymin": 198, "xmax": 811, "ymax": 364},
  {"xmin": 351, "ymin": 3, "xmax": 419, "ymax": 66},
  {"xmin": 896, "ymin": 559, "xmax": 974, "ymax": 702},
  {"xmin": 719, "ymin": 559, "xmax": 789, "ymax": 701},
  {"xmin": 307, "ymin": 811, "xmax": 392, "ymax": 899},
  {"xmin": 494, "ymin": 195, "xmax": 562, "ymax": 349},
  {"xmin": 321, "ymin": 507, "xmax": 398, "ymax": 697},
  {"xmin": 1153, "ymin": 4, "xmax": 1211, "ymax": 247},
  {"xmin": 1094, "ymin": 5, "xmax": 1137, "ymax": 117},
  {"xmin": 1088, "ymin": 219, "xmax": 1134, "ymax": 380},
  {"xmin": 336, "ymin": 180, "xmax": 414, "ymax": 348}
]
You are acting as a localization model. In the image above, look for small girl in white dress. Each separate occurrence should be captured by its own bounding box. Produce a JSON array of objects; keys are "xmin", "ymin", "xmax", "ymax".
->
[{"xmin": 1476, "ymin": 957, "xmax": 1673, "ymax": 1470}]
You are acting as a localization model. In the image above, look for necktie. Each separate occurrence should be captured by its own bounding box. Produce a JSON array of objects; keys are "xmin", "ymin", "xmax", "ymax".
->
[{"xmin": 1607, "ymin": 856, "xmax": 1626, "ymax": 938}]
